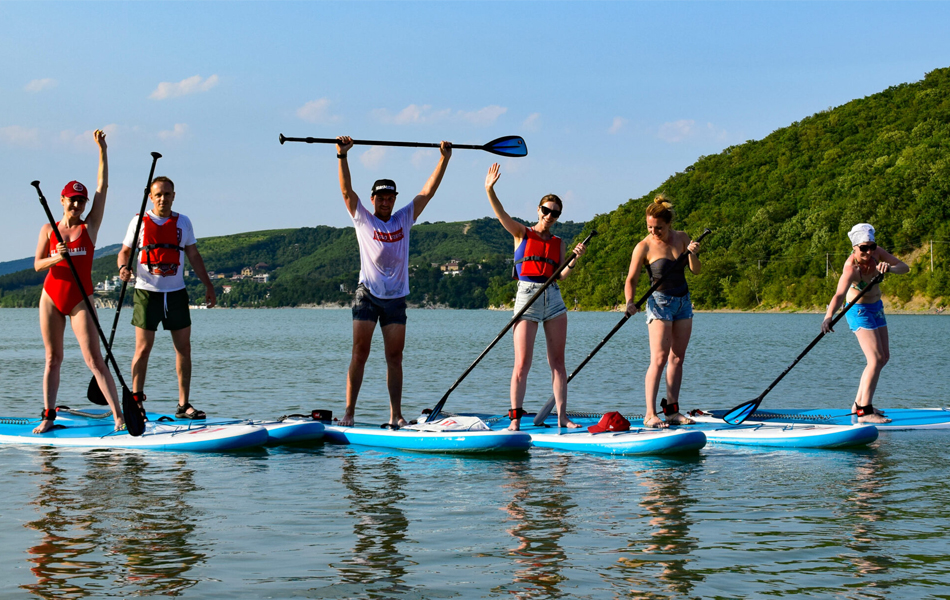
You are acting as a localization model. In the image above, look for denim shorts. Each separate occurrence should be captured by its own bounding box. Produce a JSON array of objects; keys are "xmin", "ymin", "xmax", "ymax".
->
[
  {"xmin": 845, "ymin": 300, "xmax": 886, "ymax": 332},
  {"xmin": 513, "ymin": 281, "xmax": 567, "ymax": 323},
  {"xmin": 645, "ymin": 291, "xmax": 693, "ymax": 324},
  {"xmin": 352, "ymin": 284, "xmax": 407, "ymax": 326}
]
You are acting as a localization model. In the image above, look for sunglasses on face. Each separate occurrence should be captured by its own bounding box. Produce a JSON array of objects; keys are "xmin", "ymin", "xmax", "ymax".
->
[
  {"xmin": 857, "ymin": 243, "xmax": 877, "ymax": 252},
  {"xmin": 539, "ymin": 205, "xmax": 561, "ymax": 219}
]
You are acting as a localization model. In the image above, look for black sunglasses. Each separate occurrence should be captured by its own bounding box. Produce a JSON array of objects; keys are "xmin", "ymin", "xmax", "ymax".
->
[
  {"xmin": 857, "ymin": 243, "xmax": 877, "ymax": 252},
  {"xmin": 539, "ymin": 205, "xmax": 561, "ymax": 219}
]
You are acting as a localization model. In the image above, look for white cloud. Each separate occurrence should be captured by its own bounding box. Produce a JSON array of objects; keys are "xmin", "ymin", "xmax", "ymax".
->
[
  {"xmin": 25, "ymin": 78, "xmax": 57, "ymax": 93},
  {"xmin": 522, "ymin": 113, "xmax": 541, "ymax": 132},
  {"xmin": 458, "ymin": 105, "xmax": 506, "ymax": 126},
  {"xmin": 657, "ymin": 119, "xmax": 696, "ymax": 143},
  {"xmin": 296, "ymin": 98, "xmax": 341, "ymax": 124},
  {"xmin": 59, "ymin": 124, "xmax": 119, "ymax": 150},
  {"xmin": 0, "ymin": 126, "xmax": 41, "ymax": 147},
  {"xmin": 372, "ymin": 103, "xmax": 505, "ymax": 126},
  {"xmin": 360, "ymin": 146, "xmax": 388, "ymax": 169},
  {"xmin": 150, "ymin": 74, "xmax": 219, "ymax": 100},
  {"xmin": 158, "ymin": 123, "xmax": 189, "ymax": 140},
  {"xmin": 411, "ymin": 149, "xmax": 436, "ymax": 169},
  {"xmin": 657, "ymin": 119, "xmax": 728, "ymax": 143},
  {"xmin": 608, "ymin": 117, "xmax": 627, "ymax": 135}
]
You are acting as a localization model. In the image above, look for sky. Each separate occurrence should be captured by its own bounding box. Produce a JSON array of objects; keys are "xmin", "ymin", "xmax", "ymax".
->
[{"xmin": 2, "ymin": 1, "xmax": 949, "ymax": 263}]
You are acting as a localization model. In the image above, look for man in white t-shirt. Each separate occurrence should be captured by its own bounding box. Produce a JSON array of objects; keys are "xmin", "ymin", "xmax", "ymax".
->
[
  {"xmin": 117, "ymin": 176, "xmax": 216, "ymax": 420},
  {"xmin": 335, "ymin": 135, "xmax": 452, "ymax": 426}
]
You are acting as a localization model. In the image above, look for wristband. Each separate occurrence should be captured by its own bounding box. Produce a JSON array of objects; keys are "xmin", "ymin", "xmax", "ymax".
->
[{"xmin": 337, "ymin": 153, "xmax": 347, "ymax": 159}]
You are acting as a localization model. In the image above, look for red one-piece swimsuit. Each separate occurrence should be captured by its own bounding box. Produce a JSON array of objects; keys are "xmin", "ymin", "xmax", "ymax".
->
[{"xmin": 43, "ymin": 223, "xmax": 95, "ymax": 314}]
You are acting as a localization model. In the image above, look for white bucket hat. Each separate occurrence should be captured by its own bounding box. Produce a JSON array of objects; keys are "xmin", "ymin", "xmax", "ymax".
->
[{"xmin": 847, "ymin": 223, "xmax": 875, "ymax": 246}]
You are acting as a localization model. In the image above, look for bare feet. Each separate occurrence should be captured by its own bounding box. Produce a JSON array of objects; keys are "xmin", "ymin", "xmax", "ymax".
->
[
  {"xmin": 508, "ymin": 419, "xmax": 521, "ymax": 431},
  {"xmin": 558, "ymin": 419, "xmax": 581, "ymax": 429},
  {"xmin": 666, "ymin": 413, "xmax": 695, "ymax": 425},
  {"xmin": 33, "ymin": 419, "xmax": 56, "ymax": 434},
  {"xmin": 858, "ymin": 413, "xmax": 892, "ymax": 424},
  {"xmin": 339, "ymin": 413, "xmax": 355, "ymax": 427},
  {"xmin": 644, "ymin": 415, "xmax": 669, "ymax": 429}
]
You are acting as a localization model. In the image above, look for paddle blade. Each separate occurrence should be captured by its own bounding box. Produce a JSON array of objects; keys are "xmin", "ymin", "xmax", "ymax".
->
[
  {"xmin": 122, "ymin": 388, "xmax": 146, "ymax": 436},
  {"xmin": 86, "ymin": 377, "xmax": 109, "ymax": 406},
  {"xmin": 483, "ymin": 136, "xmax": 528, "ymax": 157},
  {"xmin": 722, "ymin": 399, "xmax": 760, "ymax": 425}
]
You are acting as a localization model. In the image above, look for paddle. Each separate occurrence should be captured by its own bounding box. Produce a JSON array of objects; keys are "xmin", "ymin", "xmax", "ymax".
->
[
  {"xmin": 425, "ymin": 230, "xmax": 597, "ymax": 423},
  {"xmin": 722, "ymin": 271, "xmax": 886, "ymax": 425},
  {"xmin": 533, "ymin": 228, "xmax": 712, "ymax": 425},
  {"xmin": 278, "ymin": 134, "xmax": 528, "ymax": 157},
  {"xmin": 32, "ymin": 181, "xmax": 146, "ymax": 436},
  {"xmin": 87, "ymin": 152, "xmax": 161, "ymax": 406}
]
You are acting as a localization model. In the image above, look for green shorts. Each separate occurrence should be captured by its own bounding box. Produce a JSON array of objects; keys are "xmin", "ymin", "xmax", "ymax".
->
[{"xmin": 132, "ymin": 288, "xmax": 192, "ymax": 331}]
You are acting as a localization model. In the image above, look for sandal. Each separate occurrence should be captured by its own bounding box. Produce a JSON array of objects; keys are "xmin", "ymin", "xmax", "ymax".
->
[{"xmin": 176, "ymin": 402, "xmax": 206, "ymax": 419}]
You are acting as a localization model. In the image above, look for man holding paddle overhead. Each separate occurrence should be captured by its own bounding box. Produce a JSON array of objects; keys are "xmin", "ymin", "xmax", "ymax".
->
[
  {"xmin": 335, "ymin": 135, "xmax": 452, "ymax": 427},
  {"xmin": 117, "ymin": 176, "xmax": 216, "ymax": 419}
]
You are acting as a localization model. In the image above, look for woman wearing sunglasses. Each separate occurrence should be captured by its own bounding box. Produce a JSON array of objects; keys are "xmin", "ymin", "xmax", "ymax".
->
[
  {"xmin": 32, "ymin": 130, "xmax": 124, "ymax": 434},
  {"xmin": 624, "ymin": 194, "xmax": 701, "ymax": 428},
  {"xmin": 485, "ymin": 163, "xmax": 587, "ymax": 431},
  {"xmin": 820, "ymin": 223, "xmax": 908, "ymax": 423}
]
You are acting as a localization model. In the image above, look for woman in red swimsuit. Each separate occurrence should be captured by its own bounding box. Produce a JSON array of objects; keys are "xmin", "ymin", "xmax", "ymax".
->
[{"xmin": 32, "ymin": 130, "xmax": 124, "ymax": 434}]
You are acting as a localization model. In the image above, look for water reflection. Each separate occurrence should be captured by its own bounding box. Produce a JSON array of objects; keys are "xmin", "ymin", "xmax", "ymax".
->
[
  {"xmin": 334, "ymin": 453, "xmax": 412, "ymax": 597},
  {"xmin": 610, "ymin": 458, "xmax": 702, "ymax": 599},
  {"xmin": 494, "ymin": 454, "xmax": 575, "ymax": 599},
  {"xmin": 22, "ymin": 449, "xmax": 205, "ymax": 598}
]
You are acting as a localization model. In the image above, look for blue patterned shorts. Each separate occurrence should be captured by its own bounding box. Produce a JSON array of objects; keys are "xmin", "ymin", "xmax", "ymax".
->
[{"xmin": 845, "ymin": 300, "xmax": 886, "ymax": 332}]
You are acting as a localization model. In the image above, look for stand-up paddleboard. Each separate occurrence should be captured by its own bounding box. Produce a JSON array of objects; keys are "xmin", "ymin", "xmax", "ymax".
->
[
  {"xmin": 0, "ymin": 409, "xmax": 268, "ymax": 452},
  {"xmin": 323, "ymin": 415, "xmax": 531, "ymax": 453},
  {"xmin": 691, "ymin": 407, "xmax": 950, "ymax": 431},
  {"xmin": 497, "ymin": 411, "xmax": 877, "ymax": 450},
  {"xmin": 473, "ymin": 414, "xmax": 705, "ymax": 455},
  {"xmin": 153, "ymin": 412, "xmax": 326, "ymax": 444}
]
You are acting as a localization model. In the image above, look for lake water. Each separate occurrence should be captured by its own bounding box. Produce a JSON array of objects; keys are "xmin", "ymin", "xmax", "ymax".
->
[{"xmin": 0, "ymin": 307, "xmax": 948, "ymax": 599}]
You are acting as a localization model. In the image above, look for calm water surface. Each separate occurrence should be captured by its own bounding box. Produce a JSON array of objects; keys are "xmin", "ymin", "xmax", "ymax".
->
[{"xmin": 0, "ymin": 308, "xmax": 948, "ymax": 599}]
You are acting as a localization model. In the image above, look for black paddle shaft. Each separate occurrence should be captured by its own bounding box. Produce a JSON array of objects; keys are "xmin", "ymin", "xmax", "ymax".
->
[
  {"xmin": 426, "ymin": 230, "xmax": 597, "ymax": 422},
  {"xmin": 88, "ymin": 152, "xmax": 161, "ymax": 405},
  {"xmin": 278, "ymin": 134, "xmax": 527, "ymax": 157},
  {"xmin": 33, "ymin": 181, "xmax": 131, "ymax": 391},
  {"xmin": 533, "ymin": 228, "xmax": 711, "ymax": 425},
  {"xmin": 723, "ymin": 271, "xmax": 886, "ymax": 424}
]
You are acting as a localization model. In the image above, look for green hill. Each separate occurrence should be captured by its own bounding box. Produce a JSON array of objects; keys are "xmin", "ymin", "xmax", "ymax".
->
[{"xmin": 562, "ymin": 66, "xmax": 950, "ymax": 310}]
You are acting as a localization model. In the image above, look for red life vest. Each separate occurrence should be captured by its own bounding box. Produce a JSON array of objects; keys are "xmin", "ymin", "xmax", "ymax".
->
[
  {"xmin": 140, "ymin": 213, "xmax": 183, "ymax": 276},
  {"xmin": 514, "ymin": 229, "xmax": 561, "ymax": 281}
]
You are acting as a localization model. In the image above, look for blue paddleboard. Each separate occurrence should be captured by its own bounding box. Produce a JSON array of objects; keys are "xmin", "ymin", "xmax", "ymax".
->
[
  {"xmin": 322, "ymin": 421, "xmax": 531, "ymax": 453},
  {"xmin": 487, "ymin": 412, "xmax": 877, "ymax": 450},
  {"xmin": 692, "ymin": 407, "xmax": 950, "ymax": 431},
  {"xmin": 0, "ymin": 409, "xmax": 268, "ymax": 452},
  {"xmin": 153, "ymin": 411, "xmax": 326, "ymax": 444}
]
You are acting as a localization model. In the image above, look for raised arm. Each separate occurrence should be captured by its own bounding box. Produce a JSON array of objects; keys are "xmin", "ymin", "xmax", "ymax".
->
[
  {"xmin": 412, "ymin": 141, "xmax": 452, "ymax": 220},
  {"xmin": 484, "ymin": 163, "xmax": 526, "ymax": 241},
  {"xmin": 336, "ymin": 136, "xmax": 359, "ymax": 217},
  {"xmin": 84, "ymin": 129, "xmax": 109, "ymax": 243},
  {"xmin": 624, "ymin": 241, "xmax": 649, "ymax": 315}
]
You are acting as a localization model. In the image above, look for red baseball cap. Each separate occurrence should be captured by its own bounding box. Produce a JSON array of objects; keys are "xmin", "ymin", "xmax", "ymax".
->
[
  {"xmin": 61, "ymin": 181, "xmax": 88, "ymax": 199},
  {"xmin": 588, "ymin": 411, "xmax": 630, "ymax": 433}
]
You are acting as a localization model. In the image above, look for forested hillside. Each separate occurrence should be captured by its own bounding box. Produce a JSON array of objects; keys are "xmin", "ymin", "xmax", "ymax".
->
[{"xmin": 563, "ymin": 67, "xmax": 950, "ymax": 310}]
